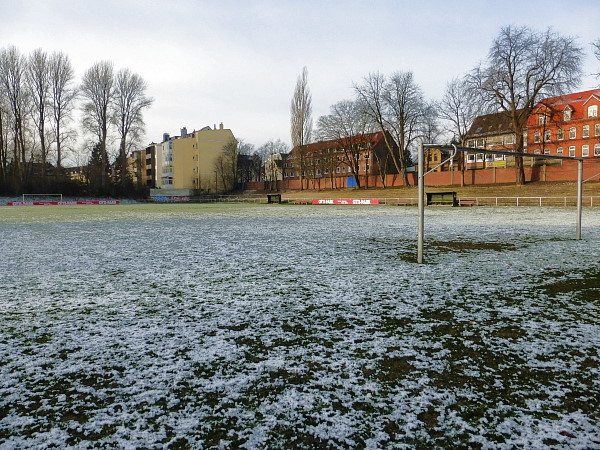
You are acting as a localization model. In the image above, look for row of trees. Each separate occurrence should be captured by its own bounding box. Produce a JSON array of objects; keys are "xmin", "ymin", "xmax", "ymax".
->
[
  {"xmin": 0, "ymin": 45, "xmax": 153, "ymax": 196},
  {"xmin": 288, "ymin": 26, "xmax": 598, "ymax": 187}
]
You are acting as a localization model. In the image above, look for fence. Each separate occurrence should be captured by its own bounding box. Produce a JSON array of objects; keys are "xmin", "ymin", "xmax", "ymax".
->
[
  {"xmin": 467, "ymin": 196, "xmax": 599, "ymax": 207},
  {"xmin": 186, "ymin": 195, "xmax": 599, "ymax": 207}
]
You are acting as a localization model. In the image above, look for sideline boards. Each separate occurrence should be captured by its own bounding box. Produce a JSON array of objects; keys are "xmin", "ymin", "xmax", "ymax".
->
[{"xmin": 7, "ymin": 200, "xmax": 120, "ymax": 206}]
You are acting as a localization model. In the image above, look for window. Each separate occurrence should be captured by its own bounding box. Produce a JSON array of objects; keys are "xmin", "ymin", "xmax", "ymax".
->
[
  {"xmin": 364, "ymin": 152, "xmax": 369, "ymax": 159},
  {"xmin": 595, "ymin": 124, "xmax": 600, "ymax": 137},
  {"xmin": 534, "ymin": 149, "xmax": 540, "ymax": 154},
  {"xmin": 534, "ymin": 132, "xmax": 540, "ymax": 143},
  {"xmin": 543, "ymin": 149, "xmax": 550, "ymax": 155},
  {"xmin": 583, "ymin": 125, "xmax": 589, "ymax": 138},
  {"xmin": 336, "ymin": 167, "xmax": 341, "ymax": 173},
  {"xmin": 557, "ymin": 128, "xmax": 564, "ymax": 140},
  {"xmin": 564, "ymin": 109, "xmax": 572, "ymax": 121},
  {"xmin": 538, "ymin": 114, "xmax": 547, "ymax": 125},
  {"xmin": 588, "ymin": 105, "xmax": 598, "ymax": 117},
  {"xmin": 505, "ymin": 134, "xmax": 515, "ymax": 145},
  {"xmin": 582, "ymin": 145, "xmax": 589, "ymax": 157},
  {"xmin": 569, "ymin": 127, "xmax": 576, "ymax": 139},
  {"xmin": 595, "ymin": 144, "xmax": 600, "ymax": 156},
  {"xmin": 324, "ymin": 168, "xmax": 329, "ymax": 174},
  {"xmin": 467, "ymin": 154, "xmax": 476, "ymax": 162},
  {"xmin": 569, "ymin": 146, "xmax": 576, "ymax": 157},
  {"xmin": 468, "ymin": 140, "xmax": 475, "ymax": 147},
  {"xmin": 557, "ymin": 147, "xmax": 564, "ymax": 155},
  {"xmin": 544, "ymin": 130, "xmax": 551, "ymax": 142}
]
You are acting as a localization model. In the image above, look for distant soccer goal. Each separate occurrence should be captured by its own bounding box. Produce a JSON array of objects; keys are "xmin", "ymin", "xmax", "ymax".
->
[{"xmin": 22, "ymin": 193, "xmax": 63, "ymax": 203}]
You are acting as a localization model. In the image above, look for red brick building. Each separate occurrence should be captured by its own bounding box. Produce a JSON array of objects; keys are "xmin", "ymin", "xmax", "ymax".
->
[
  {"xmin": 281, "ymin": 131, "xmax": 400, "ymax": 190},
  {"xmin": 527, "ymin": 89, "xmax": 600, "ymax": 159}
]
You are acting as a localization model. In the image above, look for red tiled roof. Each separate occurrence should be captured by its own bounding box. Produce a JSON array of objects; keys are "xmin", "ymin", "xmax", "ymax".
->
[
  {"xmin": 537, "ymin": 89, "xmax": 600, "ymax": 108},
  {"xmin": 290, "ymin": 131, "xmax": 384, "ymax": 155}
]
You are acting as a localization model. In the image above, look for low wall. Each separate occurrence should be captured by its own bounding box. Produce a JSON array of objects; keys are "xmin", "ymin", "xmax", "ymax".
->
[{"xmin": 242, "ymin": 160, "xmax": 600, "ymax": 191}]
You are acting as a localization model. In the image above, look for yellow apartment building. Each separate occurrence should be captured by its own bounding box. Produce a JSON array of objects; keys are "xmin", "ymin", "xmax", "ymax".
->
[{"xmin": 158, "ymin": 124, "xmax": 236, "ymax": 193}]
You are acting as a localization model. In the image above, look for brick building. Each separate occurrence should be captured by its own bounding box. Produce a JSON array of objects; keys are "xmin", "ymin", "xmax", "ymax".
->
[
  {"xmin": 282, "ymin": 131, "xmax": 399, "ymax": 190},
  {"xmin": 526, "ymin": 89, "xmax": 600, "ymax": 159}
]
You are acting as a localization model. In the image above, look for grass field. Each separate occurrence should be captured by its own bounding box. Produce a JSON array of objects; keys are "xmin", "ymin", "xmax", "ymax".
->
[{"xmin": 0, "ymin": 204, "xmax": 598, "ymax": 448}]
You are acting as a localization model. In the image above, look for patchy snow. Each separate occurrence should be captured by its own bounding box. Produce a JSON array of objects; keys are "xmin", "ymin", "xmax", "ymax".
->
[{"xmin": 0, "ymin": 204, "xmax": 598, "ymax": 448}]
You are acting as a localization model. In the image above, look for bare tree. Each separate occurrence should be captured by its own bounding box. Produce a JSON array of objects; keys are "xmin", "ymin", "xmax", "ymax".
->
[
  {"xmin": 214, "ymin": 138, "xmax": 238, "ymax": 192},
  {"xmin": 80, "ymin": 61, "xmax": 114, "ymax": 191},
  {"xmin": 317, "ymin": 99, "xmax": 373, "ymax": 188},
  {"xmin": 49, "ymin": 51, "xmax": 77, "ymax": 169},
  {"xmin": 384, "ymin": 71, "xmax": 429, "ymax": 184},
  {"xmin": 112, "ymin": 68, "xmax": 153, "ymax": 187},
  {"xmin": 27, "ymin": 48, "xmax": 51, "ymax": 186},
  {"xmin": 355, "ymin": 72, "xmax": 427, "ymax": 186},
  {"xmin": 259, "ymin": 139, "xmax": 288, "ymax": 190},
  {"xmin": 468, "ymin": 26, "xmax": 583, "ymax": 185},
  {"xmin": 0, "ymin": 45, "xmax": 30, "ymax": 188},
  {"xmin": 0, "ymin": 95, "xmax": 7, "ymax": 186},
  {"xmin": 593, "ymin": 39, "xmax": 600, "ymax": 83},
  {"xmin": 439, "ymin": 76, "xmax": 485, "ymax": 145},
  {"xmin": 290, "ymin": 66, "xmax": 312, "ymax": 190}
]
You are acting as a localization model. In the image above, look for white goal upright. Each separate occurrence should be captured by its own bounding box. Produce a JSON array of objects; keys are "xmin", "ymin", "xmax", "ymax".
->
[{"xmin": 22, "ymin": 194, "xmax": 63, "ymax": 202}]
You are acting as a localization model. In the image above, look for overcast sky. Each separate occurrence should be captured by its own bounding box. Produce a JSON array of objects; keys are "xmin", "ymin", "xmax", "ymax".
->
[{"xmin": 2, "ymin": 0, "xmax": 599, "ymax": 158}]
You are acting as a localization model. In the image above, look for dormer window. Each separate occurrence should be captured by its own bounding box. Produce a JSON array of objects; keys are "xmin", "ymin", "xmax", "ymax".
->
[
  {"xmin": 564, "ymin": 109, "xmax": 572, "ymax": 121},
  {"xmin": 588, "ymin": 105, "xmax": 598, "ymax": 118}
]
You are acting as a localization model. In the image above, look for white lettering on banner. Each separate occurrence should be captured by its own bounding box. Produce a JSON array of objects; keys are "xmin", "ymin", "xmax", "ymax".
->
[{"xmin": 312, "ymin": 199, "xmax": 380, "ymax": 205}]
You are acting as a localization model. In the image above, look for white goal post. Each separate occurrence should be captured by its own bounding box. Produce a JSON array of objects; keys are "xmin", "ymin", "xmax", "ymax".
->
[
  {"xmin": 417, "ymin": 144, "xmax": 584, "ymax": 264},
  {"xmin": 22, "ymin": 194, "xmax": 63, "ymax": 202}
]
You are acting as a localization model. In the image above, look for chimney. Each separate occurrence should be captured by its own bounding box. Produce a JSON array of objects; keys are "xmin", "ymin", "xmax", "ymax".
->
[
  {"xmin": 214, "ymin": 124, "xmax": 217, "ymax": 130},
  {"xmin": 181, "ymin": 127, "xmax": 187, "ymax": 137},
  {"xmin": 162, "ymin": 133, "xmax": 170, "ymax": 142},
  {"xmin": 219, "ymin": 122, "xmax": 224, "ymax": 130}
]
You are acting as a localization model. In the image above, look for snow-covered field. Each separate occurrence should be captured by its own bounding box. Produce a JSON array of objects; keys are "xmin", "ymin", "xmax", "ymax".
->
[{"xmin": 0, "ymin": 204, "xmax": 598, "ymax": 448}]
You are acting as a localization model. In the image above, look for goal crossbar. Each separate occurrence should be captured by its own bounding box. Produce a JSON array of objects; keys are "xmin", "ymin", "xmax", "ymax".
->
[{"xmin": 417, "ymin": 144, "xmax": 584, "ymax": 264}]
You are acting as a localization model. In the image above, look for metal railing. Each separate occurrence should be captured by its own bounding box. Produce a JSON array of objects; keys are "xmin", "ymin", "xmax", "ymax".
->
[{"xmin": 187, "ymin": 195, "xmax": 599, "ymax": 207}]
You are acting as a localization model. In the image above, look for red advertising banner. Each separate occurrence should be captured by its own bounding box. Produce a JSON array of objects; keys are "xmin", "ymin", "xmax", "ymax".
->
[{"xmin": 311, "ymin": 199, "xmax": 380, "ymax": 205}]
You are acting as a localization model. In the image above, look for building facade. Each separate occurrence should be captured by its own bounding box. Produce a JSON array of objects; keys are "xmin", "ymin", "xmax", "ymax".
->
[
  {"xmin": 152, "ymin": 124, "xmax": 236, "ymax": 193},
  {"xmin": 463, "ymin": 110, "xmax": 524, "ymax": 169},
  {"xmin": 282, "ymin": 131, "xmax": 399, "ymax": 190},
  {"xmin": 130, "ymin": 144, "xmax": 158, "ymax": 188},
  {"xmin": 526, "ymin": 89, "xmax": 600, "ymax": 159}
]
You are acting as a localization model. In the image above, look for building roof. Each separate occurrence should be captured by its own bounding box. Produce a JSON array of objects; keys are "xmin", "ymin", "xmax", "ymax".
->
[
  {"xmin": 290, "ymin": 131, "xmax": 386, "ymax": 155},
  {"xmin": 533, "ymin": 89, "xmax": 600, "ymax": 118},
  {"xmin": 466, "ymin": 110, "xmax": 524, "ymax": 138}
]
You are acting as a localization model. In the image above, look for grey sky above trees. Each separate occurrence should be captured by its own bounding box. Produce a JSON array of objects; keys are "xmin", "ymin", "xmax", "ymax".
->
[{"xmin": 2, "ymin": 0, "xmax": 598, "ymax": 154}]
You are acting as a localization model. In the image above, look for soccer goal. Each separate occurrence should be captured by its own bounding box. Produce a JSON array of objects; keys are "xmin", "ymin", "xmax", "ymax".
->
[
  {"xmin": 22, "ymin": 193, "xmax": 63, "ymax": 203},
  {"xmin": 417, "ymin": 144, "xmax": 585, "ymax": 264}
]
